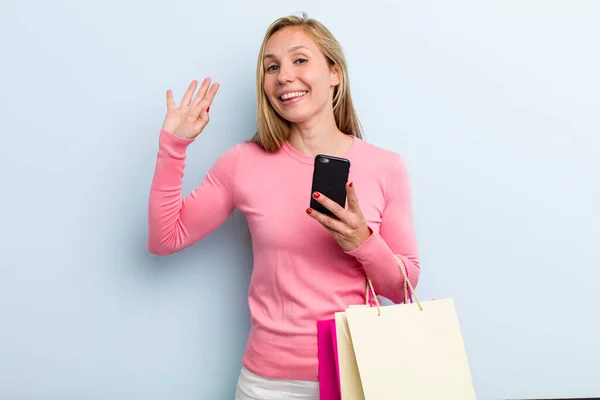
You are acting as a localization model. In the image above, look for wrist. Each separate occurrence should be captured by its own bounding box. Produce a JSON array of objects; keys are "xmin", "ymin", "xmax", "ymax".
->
[
  {"xmin": 350, "ymin": 225, "xmax": 373, "ymax": 251},
  {"xmin": 159, "ymin": 129, "xmax": 195, "ymax": 158}
]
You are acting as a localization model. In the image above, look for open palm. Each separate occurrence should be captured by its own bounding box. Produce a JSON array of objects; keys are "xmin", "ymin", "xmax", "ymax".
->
[{"xmin": 161, "ymin": 78, "xmax": 220, "ymax": 140}]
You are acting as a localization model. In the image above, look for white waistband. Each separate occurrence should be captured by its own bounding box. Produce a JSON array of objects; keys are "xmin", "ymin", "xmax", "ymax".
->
[{"xmin": 235, "ymin": 366, "xmax": 319, "ymax": 400}]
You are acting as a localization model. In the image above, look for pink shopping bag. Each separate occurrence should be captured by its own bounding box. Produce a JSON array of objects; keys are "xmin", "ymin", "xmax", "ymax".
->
[
  {"xmin": 317, "ymin": 278, "xmax": 380, "ymax": 399},
  {"xmin": 317, "ymin": 319, "xmax": 341, "ymax": 400}
]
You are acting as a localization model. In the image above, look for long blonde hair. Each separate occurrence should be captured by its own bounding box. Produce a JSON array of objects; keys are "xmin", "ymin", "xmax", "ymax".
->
[{"xmin": 250, "ymin": 13, "xmax": 363, "ymax": 152}]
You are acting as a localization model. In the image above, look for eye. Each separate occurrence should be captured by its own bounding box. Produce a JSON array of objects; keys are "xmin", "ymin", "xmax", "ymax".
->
[
  {"xmin": 295, "ymin": 58, "xmax": 308, "ymax": 65},
  {"xmin": 266, "ymin": 64, "xmax": 279, "ymax": 72}
]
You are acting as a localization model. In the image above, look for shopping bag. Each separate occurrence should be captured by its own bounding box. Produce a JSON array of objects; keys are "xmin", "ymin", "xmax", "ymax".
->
[
  {"xmin": 318, "ymin": 279, "xmax": 378, "ymax": 399},
  {"xmin": 317, "ymin": 318, "xmax": 341, "ymax": 400},
  {"xmin": 343, "ymin": 256, "xmax": 477, "ymax": 399},
  {"xmin": 334, "ymin": 307, "xmax": 367, "ymax": 399}
]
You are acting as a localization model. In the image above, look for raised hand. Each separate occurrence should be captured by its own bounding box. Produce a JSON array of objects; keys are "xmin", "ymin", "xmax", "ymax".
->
[{"xmin": 161, "ymin": 78, "xmax": 220, "ymax": 140}]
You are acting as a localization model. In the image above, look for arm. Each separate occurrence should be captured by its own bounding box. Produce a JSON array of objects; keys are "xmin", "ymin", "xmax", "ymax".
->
[
  {"xmin": 147, "ymin": 129, "xmax": 240, "ymax": 255},
  {"xmin": 345, "ymin": 156, "xmax": 420, "ymax": 303}
]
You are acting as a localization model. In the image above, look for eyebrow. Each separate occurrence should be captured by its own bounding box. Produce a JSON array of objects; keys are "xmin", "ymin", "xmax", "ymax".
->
[{"xmin": 263, "ymin": 45, "xmax": 309, "ymax": 60}]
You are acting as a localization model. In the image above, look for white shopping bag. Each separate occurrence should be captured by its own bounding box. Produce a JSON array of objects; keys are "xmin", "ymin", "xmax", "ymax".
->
[{"xmin": 337, "ymin": 256, "xmax": 476, "ymax": 399}]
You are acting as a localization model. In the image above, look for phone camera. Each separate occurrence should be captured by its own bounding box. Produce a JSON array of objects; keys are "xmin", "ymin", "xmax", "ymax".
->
[{"xmin": 319, "ymin": 158, "xmax": 330, "ymax": 163}]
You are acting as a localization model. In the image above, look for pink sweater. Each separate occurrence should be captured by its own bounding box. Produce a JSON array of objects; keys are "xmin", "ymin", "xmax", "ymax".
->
[{"xmin": 148, "ymin": 129, "xmax": 420, "ymax": 380}]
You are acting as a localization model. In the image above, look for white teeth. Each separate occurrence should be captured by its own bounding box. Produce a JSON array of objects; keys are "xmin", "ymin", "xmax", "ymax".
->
[{"xmin": 280, "ymin": 91, "xmax": 307, "ymax": 100}]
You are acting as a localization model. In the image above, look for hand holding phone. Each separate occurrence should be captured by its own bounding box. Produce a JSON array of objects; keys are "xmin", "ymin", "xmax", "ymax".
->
[{"xmin": 310, "ymin": 154, "xmax": 351, "ymax": 217}]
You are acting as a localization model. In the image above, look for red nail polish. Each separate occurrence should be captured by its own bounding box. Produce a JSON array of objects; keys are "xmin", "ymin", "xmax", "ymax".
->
[
  {"xmin": 206, "ymin": 106, "xmax": 210, "ymax": 113},
  {"xmin": 306, "ymin": 208, "xmax": 312, "ymax": 214},
  {"xmin": 349, "ymin": 182, "xmax": 353, "ymax": 188},
  {"xmin": 313, "ymin": 192, "xmax": 320, "ymax": 199}
]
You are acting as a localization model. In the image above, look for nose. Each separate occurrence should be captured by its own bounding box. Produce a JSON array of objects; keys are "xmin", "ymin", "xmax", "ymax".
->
[{"xmin": 277, "ymin": 62, "xmax": 295, "ymax": 84}]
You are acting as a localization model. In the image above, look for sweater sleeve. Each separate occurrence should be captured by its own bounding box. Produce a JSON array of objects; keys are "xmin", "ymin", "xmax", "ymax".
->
[
  {"xmin": 147, "ymin": 129, "xmax": 240, "ymax": 255},
  {"xmin": 345, "ymin": 155, "xmax": 420, "ymax": 303}
]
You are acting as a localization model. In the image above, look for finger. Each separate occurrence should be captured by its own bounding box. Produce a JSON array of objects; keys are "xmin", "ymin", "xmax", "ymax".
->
[
  {"xmin": 166, "ymin": 89, "xmax": 175, "ymax": 110},
  {"xmin": 191, "ymin": 111, "xmax": 210, "ymax": 134},
  {"xmin": 193, "ymin": 82, "xmax": 220, "ymax": 111},
  {"xmin": 202, "ymin": 82, "xmax": 220, "ymax": 106},
  {"xmin": 190, "ymin": 82, "xmax": 220, "ymax": 121},
  {"xmin": 346, "ymin": 182, "xmax": 360, "ymax": 213},
  {"xmin": 181, "ymin": 80, "xmax": 199, "ymax": 107},
  {"xmin": 191, "ymin": 78, "xmax": 212, "ymax": 107},
  {"xmin": 306, "ymin": 208, "xmax": 346, "ymax": 233},
  {"xmin": 312, "ymin": 192, "xmax": 349, "ymax": 221}
]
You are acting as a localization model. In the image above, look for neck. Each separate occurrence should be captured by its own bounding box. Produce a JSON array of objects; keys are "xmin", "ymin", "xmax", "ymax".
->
[{"xmin": 287, "ymin": 109, "xmax": 353, "ymax": 158}]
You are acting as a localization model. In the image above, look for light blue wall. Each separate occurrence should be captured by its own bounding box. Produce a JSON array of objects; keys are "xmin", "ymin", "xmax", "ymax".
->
[{"xmin": 1, "ymin": 0, "xmax": 599, "ymax": 398}]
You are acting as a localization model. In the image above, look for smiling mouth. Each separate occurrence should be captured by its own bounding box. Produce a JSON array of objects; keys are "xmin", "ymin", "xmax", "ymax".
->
[{"xmin": 279, "ymin": 91, "xmax": 308, "ymax": 102}]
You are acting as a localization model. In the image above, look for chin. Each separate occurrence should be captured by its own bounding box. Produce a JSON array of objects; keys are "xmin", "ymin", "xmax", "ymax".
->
[
  {"xmin": 279, "ymin": 111, "xmax": 311, "ymax": 124},
  {"xmin": 269, "ymin": 102, "xmax": 311, "ymax": 124}
]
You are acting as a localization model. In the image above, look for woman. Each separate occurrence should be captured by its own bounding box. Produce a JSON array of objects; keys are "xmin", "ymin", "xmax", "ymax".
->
[{"xmin": 148, "ymin": 13, "xmax": 420, "ymax": 399}]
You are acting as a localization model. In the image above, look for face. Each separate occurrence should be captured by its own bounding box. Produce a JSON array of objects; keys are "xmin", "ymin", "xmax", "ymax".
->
[{"xmin": 262, "ymin": 27, "xmax": 340, "ymax": 124}]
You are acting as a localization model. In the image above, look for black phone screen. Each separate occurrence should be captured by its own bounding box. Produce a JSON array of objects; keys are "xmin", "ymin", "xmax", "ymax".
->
[{"xmin": 310, "ymin": 154, "xmax": 351, "ymax": 217}]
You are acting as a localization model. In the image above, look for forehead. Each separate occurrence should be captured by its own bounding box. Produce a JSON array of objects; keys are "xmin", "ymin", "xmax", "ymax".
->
[{"xmin": 264, "ymin": 27, "xmax": 319, "ymax": 55}]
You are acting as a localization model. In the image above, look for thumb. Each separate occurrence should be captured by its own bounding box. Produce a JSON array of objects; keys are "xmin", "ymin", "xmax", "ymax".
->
[
  {"xmin": 193, "ymin": 104, "xmax": 210, "ymax": 120},
  {"xmin": 192, "ymin": 106, "xmax": 211, "ymax": 134},
  {"xmin": 198, "ymin": 105, "xmax": 210, "ymax": 122}
]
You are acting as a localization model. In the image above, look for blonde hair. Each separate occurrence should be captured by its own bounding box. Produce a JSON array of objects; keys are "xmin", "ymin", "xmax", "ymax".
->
[{"xmin": 250, "ymin": 13, "xmax": 363, "ymax": 152}]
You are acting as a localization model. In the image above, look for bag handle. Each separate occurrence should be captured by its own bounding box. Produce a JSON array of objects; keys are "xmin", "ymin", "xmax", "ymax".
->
[{"xmin": 365, "ymin": 255, "xmax": 423, "ymax": 316}]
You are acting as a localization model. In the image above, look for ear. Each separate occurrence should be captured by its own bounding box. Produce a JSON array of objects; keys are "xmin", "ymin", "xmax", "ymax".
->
[{"xmin": 330, "ymin": 64, "xmax": 341, "ymax": 87}]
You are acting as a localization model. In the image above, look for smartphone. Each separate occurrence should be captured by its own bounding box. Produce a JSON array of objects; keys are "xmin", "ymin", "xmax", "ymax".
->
[{"xmin": 310, "ymin": 154, "xmax": 351, "ymax": 217}]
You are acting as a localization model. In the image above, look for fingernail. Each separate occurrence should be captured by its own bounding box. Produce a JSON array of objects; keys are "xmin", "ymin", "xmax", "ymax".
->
[
  {"xmin": 206, "ymin": 106, "xmax": 210, "ymax": 113},
  {"xmin": 349, "ymin": 182, "xmax": 353, "ymax": 188},
  {"xmin": 313, "ymin": 192, "xmax": 320, "ymax": 199},
  {"xmin": 306, "ymin": 208, "xmax": 312, "ymax": 214}
]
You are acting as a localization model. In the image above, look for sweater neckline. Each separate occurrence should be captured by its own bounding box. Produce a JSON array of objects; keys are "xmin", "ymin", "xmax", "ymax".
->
[{"xmin": 281, "ymin": 135, "xmax": 357, "ymax": 165}]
